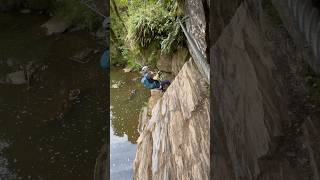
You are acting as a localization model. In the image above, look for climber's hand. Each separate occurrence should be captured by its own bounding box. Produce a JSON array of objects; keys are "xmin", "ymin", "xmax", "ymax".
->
[{"xmin": 153, "ymin": 73, "xmax": 160, "ymax": 80}]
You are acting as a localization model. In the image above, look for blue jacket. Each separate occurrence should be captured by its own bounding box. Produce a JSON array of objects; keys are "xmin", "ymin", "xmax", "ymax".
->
[
  {"xmin": 100, "ymin": 50, "xmax": 109, "ymax": 70},
  {"xmin": 141, "ymin": 74, "xmax": 159, "ymax": 89}
]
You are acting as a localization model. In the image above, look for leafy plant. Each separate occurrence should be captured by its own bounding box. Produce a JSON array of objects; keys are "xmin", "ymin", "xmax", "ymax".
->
[
  {"xmin": 111, "ymin": 0, "xmax": 185, "ymax": 68},
  {"xmin": 126, "ymin": 3, "xmax": 184, "ymax": 54}
]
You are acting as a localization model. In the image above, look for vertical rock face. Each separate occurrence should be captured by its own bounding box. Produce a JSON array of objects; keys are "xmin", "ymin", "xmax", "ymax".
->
[
  {"xmin": 210, "ymin": 0, "xmax": 242, "ymax": 44},
  {"xmin": 133, "ymin": 0, "xmax": 210, "ymax": 179},
  {"xmin": 156, "ymin": 47, "xmax": 190, "ymax": 75},
  {"xmin": 185, "ymin": 0, "xmax": 208, "ymax": 59},
  {"xmin": 133, "ymin": 60, "xmax": 210, "ymax": 180},
  {"xmin": 171, "ymin": 47, "xmax": 190, "ymax": 75},
  {"xmin": 212, "ymin": 4, "xmax": 284, "ymax": 179},
  {"xmin": 211, "ymin": 0, "xmax": 319, "ymax": 180}
]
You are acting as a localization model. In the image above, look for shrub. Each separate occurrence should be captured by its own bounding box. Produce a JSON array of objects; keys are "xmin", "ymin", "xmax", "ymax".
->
[
  {"xmin": 111, "ymin": 0, "xmax": 185, "ymax": 68},
  {"xmin": 126, "ymin": 3, "xmax": 184, "ymax": 55}
]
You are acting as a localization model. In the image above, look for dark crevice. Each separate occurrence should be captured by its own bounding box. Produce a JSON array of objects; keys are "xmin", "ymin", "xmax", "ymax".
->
[{"xmin": 312, "ymin": 0, "xmax": 320, "ymax": 10}]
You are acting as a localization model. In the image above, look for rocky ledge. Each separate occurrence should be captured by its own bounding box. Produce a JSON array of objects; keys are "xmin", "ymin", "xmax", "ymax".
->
[{"xmin": 133, "ymin": 59, "xmax": 210, "ymax": 180}]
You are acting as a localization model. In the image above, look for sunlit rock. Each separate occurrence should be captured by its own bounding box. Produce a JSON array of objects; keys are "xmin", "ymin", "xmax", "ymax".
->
[{"xmin": 134, "ymin": 60, "xmax": 209, "ymax": 180}]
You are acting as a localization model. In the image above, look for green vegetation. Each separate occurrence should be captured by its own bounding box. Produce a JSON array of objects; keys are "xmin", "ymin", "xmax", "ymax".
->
[{"xmin": 111, "ymin": 0, "xmax": 185, "ymax": 68}]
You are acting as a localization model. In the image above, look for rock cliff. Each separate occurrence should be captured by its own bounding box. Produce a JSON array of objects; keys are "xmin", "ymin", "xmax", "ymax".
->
[
  {"xmin": 133, "ymin": 0, "xmax": 210, "ymax": 179},
  {"xmin": 211, "ymin": 0, "xmax": 320, "ymax": 180},
  {"xmin": 134, "ymin": 60, "xmax": 209, "ymax": 180}
]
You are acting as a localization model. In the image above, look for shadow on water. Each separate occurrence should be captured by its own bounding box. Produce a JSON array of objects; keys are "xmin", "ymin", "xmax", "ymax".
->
[
  {"xmin": 110, "ymin": 68, "xmax": 149, "ymax": 179},
  {"xmin": 0, "ymin": 12, "xmax": 107, "ymax": 179}
]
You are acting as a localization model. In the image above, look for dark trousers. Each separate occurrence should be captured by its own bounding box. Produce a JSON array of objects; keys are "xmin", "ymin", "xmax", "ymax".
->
[
  {"xmin": 159, "ymin": 80, "xmax": 171, "ymax": 91},
  {"xmin": 153, "ymin": 80, "xmax": 171, "ymax": 91},
  {"xmin": 160, "ymin": 80, "xmax": 170, "ymax": 87}
]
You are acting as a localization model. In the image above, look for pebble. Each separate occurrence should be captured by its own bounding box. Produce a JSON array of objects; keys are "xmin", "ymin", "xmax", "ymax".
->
[{"xmin": 20, "ymin": 9, "xmax": 31, "ymax": 14}]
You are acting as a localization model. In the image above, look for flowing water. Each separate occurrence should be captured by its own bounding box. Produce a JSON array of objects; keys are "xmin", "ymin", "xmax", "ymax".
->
[
  {"xmin": 110, "ymin": 68, "xmax": 149, "ymax": 180},
  {"xmin": 0, "ymin": 12, "xmax": 107, "ymax": 179}
]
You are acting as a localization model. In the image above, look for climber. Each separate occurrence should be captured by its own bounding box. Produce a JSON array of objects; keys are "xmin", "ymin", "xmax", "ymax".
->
[{"xmin": 140, "ymin": 66, "xmax": 171, "ymax": 92}]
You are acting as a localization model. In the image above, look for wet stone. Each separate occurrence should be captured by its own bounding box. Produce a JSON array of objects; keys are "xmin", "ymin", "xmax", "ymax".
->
[
  {"xmin": 20, "ymin": 9, "xmax": 31, "ymax": 14},
  {"xmin": 4, "ymin": 71, "xmax": 27, "ymax": 85}
]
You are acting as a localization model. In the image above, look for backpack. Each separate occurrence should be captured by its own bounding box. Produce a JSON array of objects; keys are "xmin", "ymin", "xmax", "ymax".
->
[{"xmin": 141, "ymin": 75, "xmax": 157, "ymax": 89}]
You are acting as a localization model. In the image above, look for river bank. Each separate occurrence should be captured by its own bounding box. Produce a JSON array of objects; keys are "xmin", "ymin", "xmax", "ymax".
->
[{"xmin": 0, "ymin": 12, "xmax": 107, "ymax": 179}]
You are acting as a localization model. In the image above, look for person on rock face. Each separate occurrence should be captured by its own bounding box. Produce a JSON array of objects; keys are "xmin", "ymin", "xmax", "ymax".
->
[{"xmin": 140, "ymin": 66, "xmax": 171, "ymax": 92}]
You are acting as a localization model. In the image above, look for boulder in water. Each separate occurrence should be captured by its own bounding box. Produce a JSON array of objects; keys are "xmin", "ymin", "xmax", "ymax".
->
[
  {"xmin": 70, "ymin": 48, "xmax": 93, "ymax": 63},
  {"xmin": 5, "ymin": 71, "xmax": 27, "ymax": 85},
  {"xmin": 111, "ymin": 83, "xmax": 120, "ymax": 89},
  {"xmin": 41, "ymin": 17, "xmax": 69, "ymax": 36},
  {"xmin": 132, "ymin": 77, "xmax": 140, "ymax": 82},
  {"xmin": 123, "ymin": 67, "xmax": 133, "ymax": 73},
  {"xmin": 111, "ymin": 80, "xmax": 124, "ymax": 89},
  {"xmin": 20, "ymin": 9, "xmax": 31, "ymax": 14}
]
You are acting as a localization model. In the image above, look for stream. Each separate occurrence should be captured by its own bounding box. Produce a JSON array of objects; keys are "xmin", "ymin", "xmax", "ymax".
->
[
  {"xmin": 110, "ymin": 68, "xmax": 149, "ymax": 180},
  {"xmin": 0, "ymin": 12, "xmax": 107, "ymax": 179}
]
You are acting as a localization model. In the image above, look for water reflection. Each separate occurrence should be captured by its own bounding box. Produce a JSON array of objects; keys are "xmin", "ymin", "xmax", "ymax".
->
[
  {"xmin": 110, "ymin": 68, "xmax": 149, "ymax": 179},
  {"xmin": 110, "ymin": 69, "xmax": 149, "ymax": 144},
  {"xmin": 110, "ymin": 110, "xmax": 136, "ymax": 180}
]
